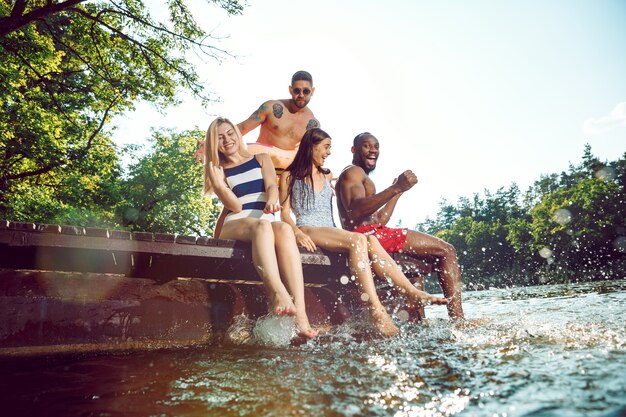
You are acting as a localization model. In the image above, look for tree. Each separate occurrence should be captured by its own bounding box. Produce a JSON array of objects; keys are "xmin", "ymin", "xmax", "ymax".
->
[
  {"xmin": 529, "ymin": 177, "xmax": 625, "ymax": 276},
  {"xmin": 1, "ymin": 0, "xmax": 244, "ymax": 219},
  {"xmin": 432, "ymin": 185, "xmax": 528, "ymax": 287},
  {"xmin": 116, "ymin": 128, "xmax": 220, "ymax": 236},
  {"xmin": 417, "ymin": 146, "xmax": 625, "ymax": 286}
]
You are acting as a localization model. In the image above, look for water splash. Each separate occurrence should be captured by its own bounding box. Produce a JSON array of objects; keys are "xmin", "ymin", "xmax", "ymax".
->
[
  {"xmin": 252, "ymin": 314, "xmax": 296, "ymax": 347},
  {"xmin": 223, "ymin": 314, "xmax": 296, "ymax": 347}
]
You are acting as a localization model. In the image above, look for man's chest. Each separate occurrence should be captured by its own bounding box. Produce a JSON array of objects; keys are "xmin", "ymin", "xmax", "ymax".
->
[
  {"xmin": 266, "ymin": 111, "xmax": 316, "ymax": 140},
  {"xmin": 363, "ymin": 177, "xmax": 377, "ymax": 196}
]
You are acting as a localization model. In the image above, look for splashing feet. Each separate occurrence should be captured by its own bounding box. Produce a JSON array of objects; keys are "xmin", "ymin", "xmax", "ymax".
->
[
  {"xmin": 407, "ymin": 289, "xmax": 449, "ymax": 309},
  {"xmin": 297, "ymin": 327, "xmax": 319, "ymax": 339},
  {"xmin": 295, "ymin": 312, "xmax": 318, "ymax": 339},
  {"xmin": 270, "ymin": 293, "xmax": 297, "ymax": 316},
  {"xmin": 369, "ymin": 305, "xmax": 400, "ymax": 337}
]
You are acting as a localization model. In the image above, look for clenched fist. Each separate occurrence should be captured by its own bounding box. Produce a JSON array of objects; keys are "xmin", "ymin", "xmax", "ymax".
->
[{"xmin": 394, "ymin": 170, "xmax": 418, "ymax": 192}]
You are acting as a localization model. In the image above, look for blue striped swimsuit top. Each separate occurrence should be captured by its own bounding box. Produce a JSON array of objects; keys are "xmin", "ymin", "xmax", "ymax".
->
[{"xmin": 223, "ymin": 156, "xmax": 275, "ymax": 223}]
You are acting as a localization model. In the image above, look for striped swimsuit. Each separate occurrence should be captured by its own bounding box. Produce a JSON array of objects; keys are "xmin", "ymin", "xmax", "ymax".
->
[{"xmin": 223, "ymin": 156, "xmax": 275, "ymax": 223}]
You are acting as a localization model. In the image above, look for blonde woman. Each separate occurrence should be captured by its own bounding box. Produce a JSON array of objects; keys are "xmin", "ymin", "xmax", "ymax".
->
[{"xmin": 204, "ymin": 117, "xmax": 316, "ymax": 339}]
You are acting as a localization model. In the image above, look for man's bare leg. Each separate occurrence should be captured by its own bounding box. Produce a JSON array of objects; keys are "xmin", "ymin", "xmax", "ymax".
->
[{"xmin": 401, "ymin": 230, "xmax": 465, "ymax": 319}]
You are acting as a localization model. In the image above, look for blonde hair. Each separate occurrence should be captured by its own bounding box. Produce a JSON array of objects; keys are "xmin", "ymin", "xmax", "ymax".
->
[{"xmin": 203, "ymin": 117, "xmax": 250, "ymax": 194}]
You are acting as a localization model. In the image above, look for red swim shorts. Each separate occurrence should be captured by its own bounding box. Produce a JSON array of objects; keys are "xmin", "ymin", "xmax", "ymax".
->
[{"xmin": 353, "ymin": 224, "xmax": 408, "ymax": 253}]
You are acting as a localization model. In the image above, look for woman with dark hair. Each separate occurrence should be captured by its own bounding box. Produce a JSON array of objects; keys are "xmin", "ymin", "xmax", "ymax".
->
[
  {"xmin": 204, "ymin": 117, "xmax": 317, "ymax": 339},
  {"xmin": 279, "ymin": 128, "xmax": 447, "ymax": 337}
]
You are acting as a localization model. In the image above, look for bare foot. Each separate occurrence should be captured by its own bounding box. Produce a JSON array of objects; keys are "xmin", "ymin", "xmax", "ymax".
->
[
  {"xmin": 369, "ymin": 305, "xmax": 400, "ymax": 337},
  {"xmin": 273, "ymin": 305, "xmax": 297, "ymax": 316},
  {"xmin": 269, "ymin": 292, "xmax": 297, "ymax": 316},
  {"xmin": 297, "ymin": 328, "xmax": 319, "ymax": 339},
  {"xmin": 407, "ymin": 290, "xmax": 449, "ymax": 308},
  {"xmin": 295, "ymin": 312, "xmax": 318, "ymax": 339}
]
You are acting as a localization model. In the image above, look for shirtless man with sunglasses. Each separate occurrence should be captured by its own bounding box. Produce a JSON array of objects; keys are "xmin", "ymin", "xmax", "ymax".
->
[
  {"xmin": 238, "ymin": 70, "xmax": 320, "ymax": 176},
  {"xmin": 209, "ymin": 71, "xmax": 320, "ymax": 237}
]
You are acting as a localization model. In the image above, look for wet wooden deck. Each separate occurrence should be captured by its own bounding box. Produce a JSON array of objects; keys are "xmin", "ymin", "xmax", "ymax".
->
[{"xmin": 0, "ymin": 220, "xmax": 434, "ymax": 355}]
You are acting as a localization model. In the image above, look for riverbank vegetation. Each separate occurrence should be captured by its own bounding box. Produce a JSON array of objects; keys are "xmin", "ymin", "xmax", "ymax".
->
[{"xmin": 417, "ymin": 146, "xmax": 626, "ymax": 289}]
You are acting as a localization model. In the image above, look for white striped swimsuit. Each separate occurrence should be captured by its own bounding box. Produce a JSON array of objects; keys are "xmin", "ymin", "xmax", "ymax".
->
[{"xmin": 223, "ymin": 156, "xmax": 275, "ymax": 223}]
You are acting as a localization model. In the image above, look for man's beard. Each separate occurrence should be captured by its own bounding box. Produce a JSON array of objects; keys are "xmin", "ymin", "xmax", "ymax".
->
[
  {"xmin": 354, "ymin": 157, "xmax": 376, "ymax": 174},
  {"xmin": 292, "ymin": 98, "xmax": 309, "ymax": 109}
]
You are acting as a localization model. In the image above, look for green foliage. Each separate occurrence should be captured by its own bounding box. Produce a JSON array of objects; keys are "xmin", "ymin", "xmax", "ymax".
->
[
  {"xmin": 2, "ymin": 132, "xmax": 122, "ymax": 226},
  {"xmin": 1, "ymin": 0, "xmax": 244, "ymax": 224},
  {"xmin": 422, "ymin": 184, "xmax": 530, "ymax": 288},
  {"xmin": 529, "ymin": 177, "xmax": 625, "ymax": 274},
  {"xmin": 420, "ymin": 147, "xmax": 626, "ymax": 287},
  {"xmin": 116, "ymin": 128, "xmax": 220, "ymax": 236}
]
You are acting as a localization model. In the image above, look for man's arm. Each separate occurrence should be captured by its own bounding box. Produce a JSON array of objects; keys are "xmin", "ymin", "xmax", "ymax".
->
[
  {"xmin": 237, "ymin": 101, "xmax": 271, "ymax": 136},
  {"xmin": 337, "ymin": 167, "xmax": 399, "ymax": 224},
  {"xmin": 338, "ymin": 167, "xmax": 416, "ymax": 225},
  {"xmin": 374, "ymin": 190, "xmax": 402, "ymax": 226}
]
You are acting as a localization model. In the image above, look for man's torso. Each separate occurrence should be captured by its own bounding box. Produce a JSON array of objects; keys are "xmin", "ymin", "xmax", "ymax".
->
[
  {"xmin": 255, "ymin": 99, "xmax": 318, "ymax": 151},
  {"xmin": 336, "ymin": 165, "xmax": 378, "ymax": 230}
]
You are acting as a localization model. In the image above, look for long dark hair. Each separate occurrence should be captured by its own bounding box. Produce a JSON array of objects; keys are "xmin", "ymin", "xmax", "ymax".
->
[{"xmin": 284, "ymin": 127, "xmax": 331, "ymax": 209}]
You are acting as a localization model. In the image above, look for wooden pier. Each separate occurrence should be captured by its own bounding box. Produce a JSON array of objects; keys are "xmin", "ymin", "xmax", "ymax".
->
[{"xmin": 0, "ymin": 220, "xmax": 434, "ymax": 356}]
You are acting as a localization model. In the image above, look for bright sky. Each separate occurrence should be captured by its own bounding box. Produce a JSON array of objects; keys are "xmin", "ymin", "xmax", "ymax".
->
[{"xmin": 112, "ymin": 0, "xmax": 626, "ymax": 228}]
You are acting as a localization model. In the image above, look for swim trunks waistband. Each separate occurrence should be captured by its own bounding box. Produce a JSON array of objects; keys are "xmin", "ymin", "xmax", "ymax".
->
[
  {"xmin": 246, "ymin": 142, "xmax": 297, "ymax": 171},
  {"xmin": 353, "ymin": 223, "xmax": 408, "ymax": 253}
]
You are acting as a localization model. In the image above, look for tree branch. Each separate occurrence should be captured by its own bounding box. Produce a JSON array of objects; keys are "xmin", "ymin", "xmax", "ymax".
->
[
  {"xmin": 0, "ymin": 0, "xmax": 85, "ymax": 37},
  {"xmin": 69, "ymin": 6, "xmax": 204, "ymax": 94}
]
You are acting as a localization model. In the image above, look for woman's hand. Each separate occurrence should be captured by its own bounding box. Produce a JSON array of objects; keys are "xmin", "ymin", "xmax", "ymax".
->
[
  {"xmin": 295, "ymin": 230, "xmax": 317, "ymax": 252},
  {"xmin": 207, "ymin": 161, "xmax": 225, "ymax": 186},
  {"xmin": 263, "ymin": 201, "xmax": 281, "ymax": 214}
]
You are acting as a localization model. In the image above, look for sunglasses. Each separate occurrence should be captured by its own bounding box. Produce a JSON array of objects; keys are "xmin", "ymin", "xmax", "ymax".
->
[{"xmin": 292, "ymin": 87, "xmax": 312, "ymax": 96}]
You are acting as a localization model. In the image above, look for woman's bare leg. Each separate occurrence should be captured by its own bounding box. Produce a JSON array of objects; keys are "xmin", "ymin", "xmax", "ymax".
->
[
  {"xmin": 366, "ymin": 236, "xmax": 448, "ymax": 308},
  {"xmin": 221, "ymin": 218, "xmax": 296, "ymax": 316},
  {"xmin": 301, "ymin": 227, "xmax": 399, "ymax": 337},
  {"xmin": 272, "ymin": 222, "xmax": 317, "ymax": 338}
]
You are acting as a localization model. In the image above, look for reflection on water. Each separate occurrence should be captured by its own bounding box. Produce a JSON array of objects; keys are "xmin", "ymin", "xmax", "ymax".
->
[{"xmin": 1, "ymin": 279, "xmax": 625, "ymax": 417}]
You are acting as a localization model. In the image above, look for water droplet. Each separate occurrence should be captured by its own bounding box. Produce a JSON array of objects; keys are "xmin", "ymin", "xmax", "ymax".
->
[
  {"xmin": 613, "ymin": 236, "xmax": 626, "ymax": 253},
  {"xmin": 360, "ymin": 293, "xmax": 370, "ymax": 302},
  {"xmin": 340, "ymin": 275, "xmax": 349, "ymax": 285},
  {"xmin": 397, "ymin": 309, "xmax": 410, "ymax": 322},
  {"xmin": 553, "ymin": 208, "xmax": 572, "ymax": 225},
  {"xmin": 595, "ymin": 166, "xmax": 616, "ymax": 181},
  {"xmin": 539, "ymin": 247, "xmax": 553, "ymax": 259}
]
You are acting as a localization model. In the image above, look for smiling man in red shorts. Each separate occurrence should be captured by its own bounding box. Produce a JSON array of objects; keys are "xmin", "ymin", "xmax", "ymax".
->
[{"xmin": 335, "ymin": 132, "xmax": 464, "ymax": 319}]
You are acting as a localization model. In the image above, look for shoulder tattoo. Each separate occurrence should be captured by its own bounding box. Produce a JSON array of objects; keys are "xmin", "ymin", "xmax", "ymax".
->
[
  {"xmin": 272, "ymin": 103, "xmax": 284, "ymax": 118},
  {"xmin": 254, "ymin": 104, "xmax": 268, "ymax": 121},
  {"xmin": 306, "ymin": 119, "xmax": 320, "ymax": 130}
]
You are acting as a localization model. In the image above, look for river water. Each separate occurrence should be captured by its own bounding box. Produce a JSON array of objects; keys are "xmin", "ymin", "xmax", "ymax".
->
[{"xmin": 1, "ymin": 279, "xmax": 625, "ymax": 417}]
